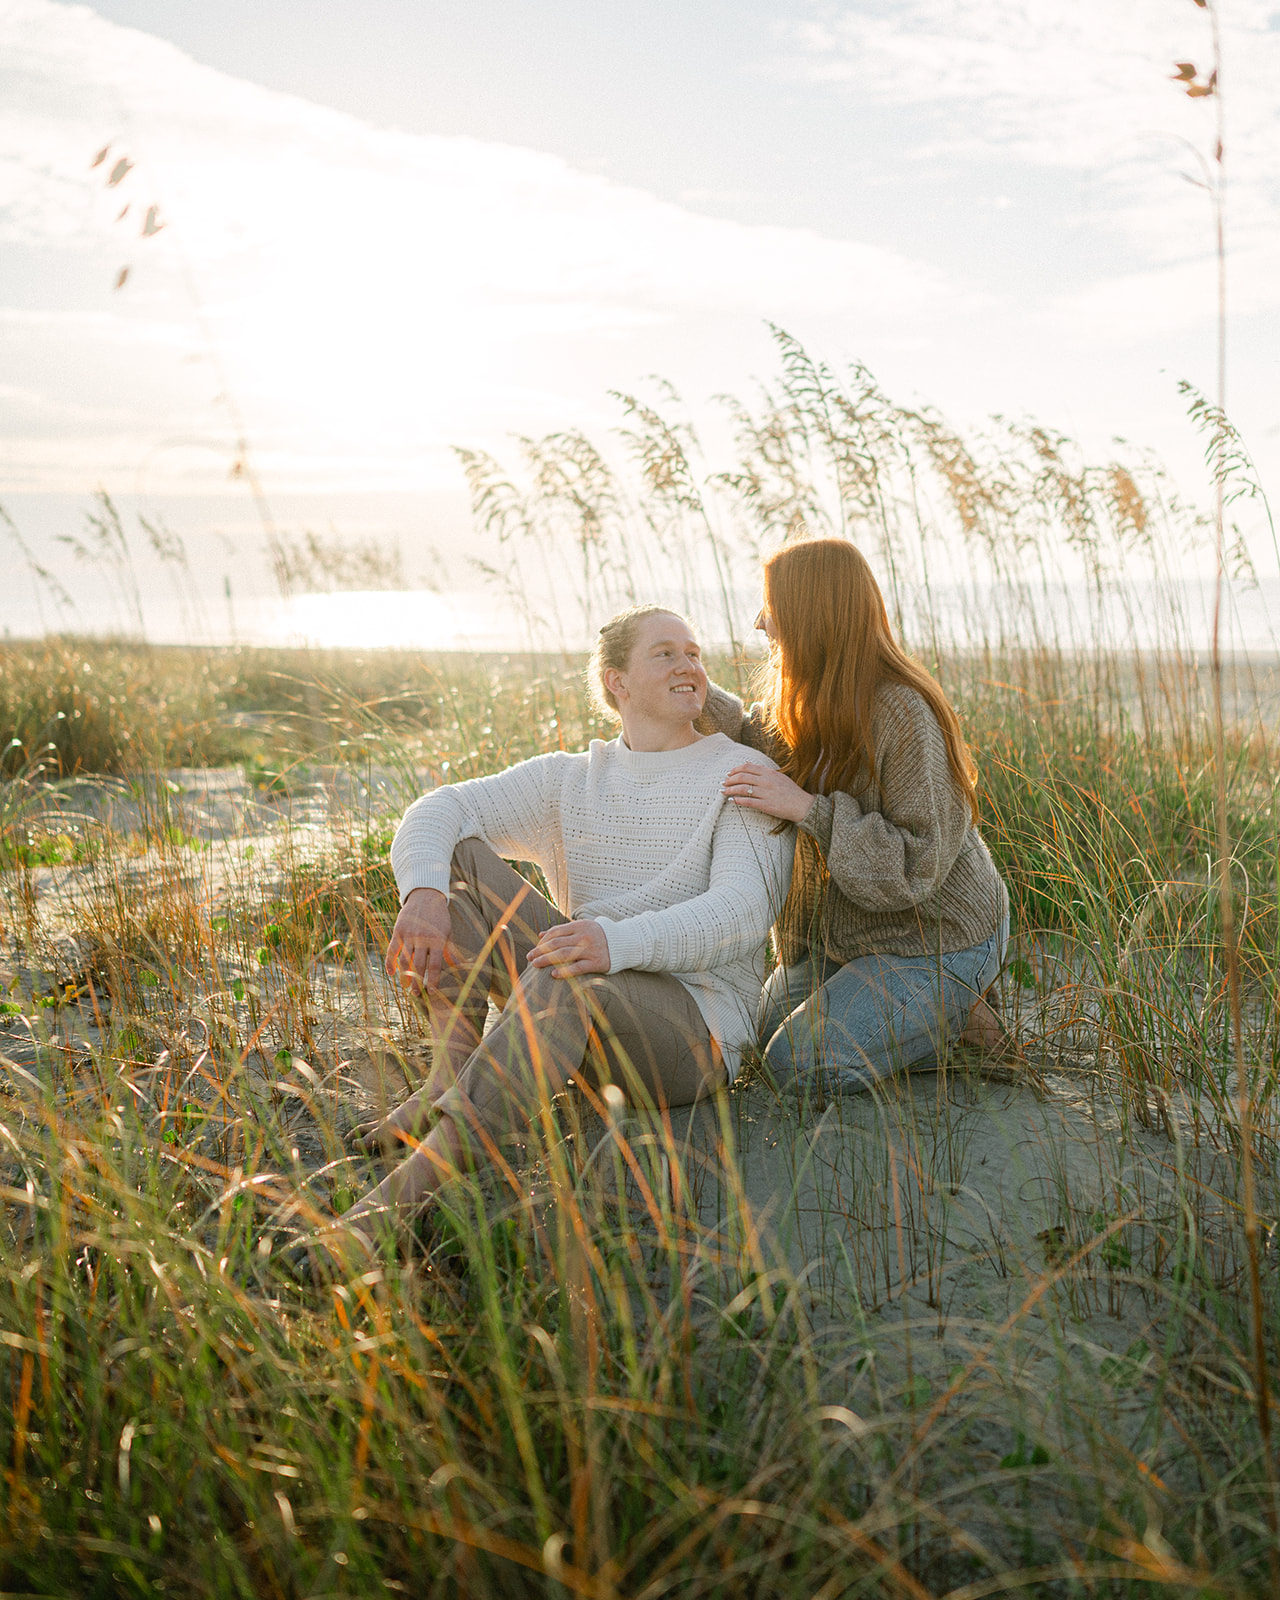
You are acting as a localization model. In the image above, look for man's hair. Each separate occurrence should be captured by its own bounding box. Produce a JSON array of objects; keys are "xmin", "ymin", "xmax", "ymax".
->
[{"xmin": 587, "ymin": 604, "xmax": 691, "ymax": 722}]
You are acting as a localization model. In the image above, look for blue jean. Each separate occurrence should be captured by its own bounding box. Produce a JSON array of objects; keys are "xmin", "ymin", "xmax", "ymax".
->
[{"xmin": 758, "ymin": 916, "xmax": 1009, "ymax": 1094}]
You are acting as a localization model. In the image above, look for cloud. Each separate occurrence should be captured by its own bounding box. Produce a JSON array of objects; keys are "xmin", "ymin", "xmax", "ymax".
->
[
  {"xmin": 777, "ymin": 1, "xmax": 1280, "ymax": 298},
  {"xmin": 0, "ymin": 0, "xmax": 973, "ymax": 492},
  {"xmin": 2, "ymin": 0, "xmax": 1276, "ymax": 519}
]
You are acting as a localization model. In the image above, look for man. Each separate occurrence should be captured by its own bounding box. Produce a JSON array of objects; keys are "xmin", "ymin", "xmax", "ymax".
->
[{"xmin": 326, "ymin": 605, "xmax": 792, "ymax": 1249}]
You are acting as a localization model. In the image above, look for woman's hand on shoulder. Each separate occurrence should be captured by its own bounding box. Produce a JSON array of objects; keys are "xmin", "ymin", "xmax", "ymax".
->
[{"xmin": 722, "ymin": 762, "xmax": 812, "ymax": 824}]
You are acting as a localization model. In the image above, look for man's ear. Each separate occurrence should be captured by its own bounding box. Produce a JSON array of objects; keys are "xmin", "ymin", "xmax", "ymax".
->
[{"xmin": 603, "ymin": 666, "xmax": 628, "ymax": 704}]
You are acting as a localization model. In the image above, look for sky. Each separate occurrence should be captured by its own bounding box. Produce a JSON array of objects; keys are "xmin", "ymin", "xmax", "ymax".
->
[{"xmin": 1, "ymin": 0, "xmax": 1278, "ymax": 644}]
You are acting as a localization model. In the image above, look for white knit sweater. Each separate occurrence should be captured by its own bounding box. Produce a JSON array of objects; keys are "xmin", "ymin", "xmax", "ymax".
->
[{"xmin": 389, "ymin": 733, "xmax": 794, "ymax": 1077}]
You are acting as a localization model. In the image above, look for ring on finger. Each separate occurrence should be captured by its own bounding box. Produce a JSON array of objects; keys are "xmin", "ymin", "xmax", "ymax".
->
[{"xmin": 748, "ymin": 784, "xmax": 755, "ymax": 797}]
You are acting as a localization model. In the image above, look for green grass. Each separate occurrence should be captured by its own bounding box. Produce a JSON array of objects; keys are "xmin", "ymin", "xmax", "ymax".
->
[{"xmin": 0, "ymin": 636, "xmax": 601, "ymax": 779}]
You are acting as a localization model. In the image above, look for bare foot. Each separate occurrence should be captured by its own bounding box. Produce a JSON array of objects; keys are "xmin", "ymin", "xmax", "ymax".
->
[
  {"xmin": 348, "ymin": 1020, "xmax": 478, "ymax": 1156},
  {"xmin": 960, "ymin": 997, "xmax": 1008, "ymax": 1054},
  {"xmin": 346, "ymin": 1117, "xmax": 473, "ymax": 1236},
  {"xmin": 272, "ymin": 1219, "xmax": 378, "ymax": 1287},
  {"xmin": 955, "ymin": 998, "xmax": 1030, "ymax": 1087},
  {"xmin": 347, "ymin": 1111, "xmax": 432, "ymax": 1158},
  {"xmin": 347, "ymin": 1084, "xmax": 441, "ymax": 1156}
]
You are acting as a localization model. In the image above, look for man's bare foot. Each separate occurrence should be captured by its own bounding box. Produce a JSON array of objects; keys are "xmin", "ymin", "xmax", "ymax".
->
[
  {"xmin": 346, "ymin": 1118, "xmax": 472, "ymax": 1233},
  {"xmin": 346, "ymin": 1108, "xmax": 433, "ymax": 1158},
  {"xmin": 271, "ymin": 1218, "xmax": 378, "ymax": 1287},
  {"xmin": 347, "ymin": 1033, "xmax": 478, "ymax": 1156},
  {"xmin": 346, "ymin": 1077, "xmax": 449, "ymax": 1155}
]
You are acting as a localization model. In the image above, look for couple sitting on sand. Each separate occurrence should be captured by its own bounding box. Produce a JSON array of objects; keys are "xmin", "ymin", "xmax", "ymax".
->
[{"xmin": 313, "ymin": 538, "xmax": 1010, "ymax": 1263}]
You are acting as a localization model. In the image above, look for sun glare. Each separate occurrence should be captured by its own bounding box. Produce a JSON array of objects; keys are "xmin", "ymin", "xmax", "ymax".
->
[{"xmin": 249, "ymin": 590, "xmax": 516, "ymax": 651}]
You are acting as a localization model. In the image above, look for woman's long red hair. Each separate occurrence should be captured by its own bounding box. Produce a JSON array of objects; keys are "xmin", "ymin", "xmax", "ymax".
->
[{"xmin": 759, "ymin": 538, "xmax": 978, "ymax": 820}]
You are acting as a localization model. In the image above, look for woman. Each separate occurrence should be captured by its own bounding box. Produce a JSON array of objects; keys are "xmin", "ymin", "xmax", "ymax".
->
[
  {"xmin": 284, "ymin": 605, "xmax": 792, "ymax": 1267},
  {"xmin": 703, "ymin": 538, "xmax": 1011, "ymax": 1093}
]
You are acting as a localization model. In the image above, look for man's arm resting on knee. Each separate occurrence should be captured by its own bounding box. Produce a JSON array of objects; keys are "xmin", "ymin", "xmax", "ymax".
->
[
  {"xmin": 385, "ymin": 887, "xmax": 454, "ymax": 992},
  {"xmin": 390, "ymin": 755, "xmax": 563, "ymax": 908}
]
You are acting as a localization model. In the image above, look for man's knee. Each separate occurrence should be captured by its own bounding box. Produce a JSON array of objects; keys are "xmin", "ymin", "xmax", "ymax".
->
[
  {"xmin": 509, "ymin": 965, "xmax": 595, "ymax": 1036},
  {"xmin": 449, "ymin": 836, "xmax": 498, "ymax": 890},
  {"xmin": 450, "ymin": 839, "xmax": 546, "ymax": 944}
]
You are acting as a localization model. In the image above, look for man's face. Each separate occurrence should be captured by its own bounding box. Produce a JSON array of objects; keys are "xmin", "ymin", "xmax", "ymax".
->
[{"xmin": 608, "ymin": 614, "xmax": 707, "ymax": 727}]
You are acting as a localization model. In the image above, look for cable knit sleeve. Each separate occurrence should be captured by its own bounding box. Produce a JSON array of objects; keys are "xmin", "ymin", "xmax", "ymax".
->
[
  {"xmin": 389, "ymin": 754, "xmax": 563, "ymax": 903},
  {"xmin": 590, "ymin": 801, "xmax": 793, "ymax": 976},
  {"xmin": 797, "ymin": 689, "xmax": 971, "ymax": 913},
  {"xmin": 695, "ymin": 683, "xmax": 744, "ymax": 739},
  {"xmin": 697, "ymin": 682, "xmax": 786, "ymax": 762}
]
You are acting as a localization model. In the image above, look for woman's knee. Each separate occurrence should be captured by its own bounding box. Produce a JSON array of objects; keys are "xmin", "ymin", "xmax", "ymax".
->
[
  {"xmin": 756, "ymin": 961, "xmax": 814, "ymax": 1043},
  {"xmin": 766, "ymin": 1012, "xmax": 918, "ymax": 1093},
  {"xmin": 762, "ymin": 998, "xmax": 831, "ymax": 1082},
  {"xmin": 763, "ymin": 967, "xmax": 931, "ymax": 1086}
]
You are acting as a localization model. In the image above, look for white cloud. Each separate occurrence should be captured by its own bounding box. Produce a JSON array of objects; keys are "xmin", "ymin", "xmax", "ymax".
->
[
  {"xmin": 0, "ymin": 0, "xmax": 1276, "ymax": 536},
  {"xmin": 779, "ymin": 0, "xmax": 1280, "ymax": 309},
  {"xmin": 0, "ymin": 0, "xmax": 968, "ymax": 492}
]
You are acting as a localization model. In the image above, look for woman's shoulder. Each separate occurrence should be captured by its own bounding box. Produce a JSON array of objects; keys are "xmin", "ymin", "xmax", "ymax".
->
[
  {"xmin": 872, "ymin": 679, "xmax": 931, "ymax": 722},
  {"xmin": 870, "ymin": 681, "xmax": 948, "ymax": 751}
]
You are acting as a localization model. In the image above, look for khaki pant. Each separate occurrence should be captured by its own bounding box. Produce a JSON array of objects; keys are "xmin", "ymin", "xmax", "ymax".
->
[{"xmin": 428, "ymin": 839, "xmax": 724, "ymax": 1145}]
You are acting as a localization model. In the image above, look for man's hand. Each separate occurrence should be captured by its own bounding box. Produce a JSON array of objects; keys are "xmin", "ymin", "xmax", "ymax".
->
[
  {"xmin": 385, "ymin": 887, "xmax": 454, "ymax": 993},
  {"xmin": 527, "ymin": 919, "xmax": 610, "ymax": 979}
]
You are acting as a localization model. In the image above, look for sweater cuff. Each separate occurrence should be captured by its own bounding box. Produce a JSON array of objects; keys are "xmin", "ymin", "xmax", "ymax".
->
[
  {"xmin": 797, "ymin": 793, "xmax": 835, "ymax": 854},
  {"xmin": 394, "ymin": 860, "xmax": 453, "ymax": 904},
  {"xmin": 591, "ymin": 915, "xmax": 646, "ymax": 974}
]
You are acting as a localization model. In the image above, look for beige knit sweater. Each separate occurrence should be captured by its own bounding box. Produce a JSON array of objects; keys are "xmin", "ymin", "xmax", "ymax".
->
[{"xmin": 697, "ymin": 682, "xmax": 1009, "ymax": 966}]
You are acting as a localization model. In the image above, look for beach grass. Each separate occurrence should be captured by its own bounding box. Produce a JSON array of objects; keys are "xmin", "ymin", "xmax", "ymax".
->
[
  {"xmin": 1, "ymin": 631, "xmax": 1277, "ymax": 1597},
  {"xmin": 2, "ymin": 340, "xmax": 1279, "ymax": 1595}
]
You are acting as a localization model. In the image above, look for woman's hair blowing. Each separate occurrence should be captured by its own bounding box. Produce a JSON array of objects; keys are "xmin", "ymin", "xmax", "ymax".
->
[
  {"xmin": 759, "ymin": 539, "xmax": 978, "ymax": 819},
  {"xmin": 588, "ymin": 604, "xmax": 689, "ymax": 721}
]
